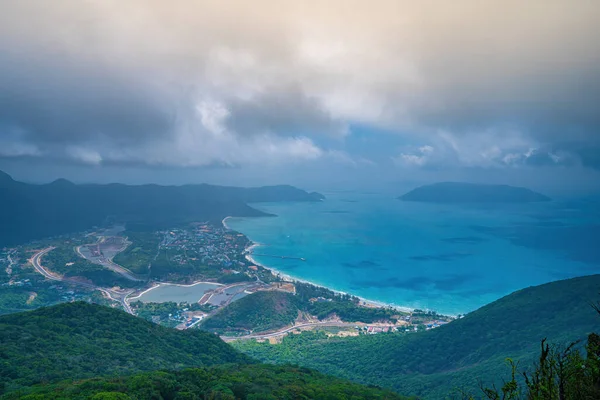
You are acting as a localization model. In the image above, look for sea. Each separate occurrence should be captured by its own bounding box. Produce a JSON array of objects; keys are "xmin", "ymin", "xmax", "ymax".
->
[{"xmin": 226, "ymin": 192, "xmax": 600, "ymax": 315}]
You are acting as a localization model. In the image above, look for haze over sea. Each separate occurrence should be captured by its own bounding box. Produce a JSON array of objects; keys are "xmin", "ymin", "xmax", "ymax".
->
[{"xmin": 227, "ymin": 192, "xmax": 600, "ymax": 315}]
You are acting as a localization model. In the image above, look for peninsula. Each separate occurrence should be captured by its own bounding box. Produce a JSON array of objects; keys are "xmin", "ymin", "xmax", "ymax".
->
[
  {"xmin": 399, "ymin": 182, "xmax": 551, "ymax": 203},
  {"xmin": 0, "ymin": 170, "xmax": 325, "ymax": 248}
]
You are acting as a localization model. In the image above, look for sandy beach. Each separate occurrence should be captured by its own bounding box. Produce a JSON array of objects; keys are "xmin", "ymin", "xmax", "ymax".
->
[
  {"xmin": 221, "ymin": 216, "xmax": 232, "ymax": 230},
  {"xmin": 224, "ymin": 215, "xmax": 414, "ymax": 313}
]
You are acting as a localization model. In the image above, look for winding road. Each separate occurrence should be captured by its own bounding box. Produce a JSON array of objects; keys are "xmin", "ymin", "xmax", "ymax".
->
[
  {"xmin": 76, "ymin": 239, "xmax": 142, "ymax": 282},
  {"xmin": 30, "ymin": 247, "xmax": 134, "ymax": 314},
  {"xmin": 221, "ymin": 321, "xmax": 360, "ymax": 341}
]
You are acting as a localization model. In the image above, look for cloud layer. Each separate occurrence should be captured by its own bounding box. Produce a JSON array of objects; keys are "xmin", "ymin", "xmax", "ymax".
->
[{"xmin": 0, "ymin": 0, "xmax": 599, "ymax": 177}]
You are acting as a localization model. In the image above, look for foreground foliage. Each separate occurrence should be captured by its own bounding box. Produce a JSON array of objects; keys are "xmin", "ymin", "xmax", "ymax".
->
[
  {"xmin": 1, "ymin": 365, "xmax": 410, "ymax": 400},
  {"xmin": 475, "ymin": 333, "xmax": 600, "ymax": 399},
  {"xmin": 0, "ymin": 302, "xmax": 250, "ymax": 393}
]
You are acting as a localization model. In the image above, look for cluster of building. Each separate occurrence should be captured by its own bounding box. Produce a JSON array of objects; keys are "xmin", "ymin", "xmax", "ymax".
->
[
  {"xmin": 423, "ymin": 320, "xmax": 449, "ymax": 330},
  {"xmin": 159, "ymin": 225, "xmax": 251, "ymax": 270},
  {"xmin": 363, "ymin": 325, "xmax": 398, "ymax": 334},
  {"xmin": 1, "ymin": 278, "xmax": 31, "ymax": 287},
  {"xmin": 358, "ymin": 319, "xmax": 449, "ymax": 335},
  {"xmin": 1, "ymin": 249, "xmax": 20, "ymax": 286},
  {"xmin": 178, "ymin": 314, "xmax": 205, "ymax": 330}
]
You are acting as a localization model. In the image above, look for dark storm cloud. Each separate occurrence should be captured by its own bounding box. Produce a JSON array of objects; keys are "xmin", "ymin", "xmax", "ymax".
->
[
  {"xmin": 0, "ymin": 0, "xmax": 599, "ymax": 175},
  {"xmin": 0, "ymin": 50, "xmax": 174, "ymax": 147},
  {"xmin": 225, "ymin": 86, "xmax": 346, "ymax": 137}
]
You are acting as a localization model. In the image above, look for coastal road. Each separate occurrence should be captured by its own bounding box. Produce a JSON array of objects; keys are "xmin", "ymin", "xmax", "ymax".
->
[
  {"xmin": 30, "ymin": 247, "xmax": 135, "ymax": 314},
  {"xmin": 221, "ymin": 321, "xmax": 360, "ymax": 341},
  {"xmin": 6, "ymin": 252, "xmax": 15, "ymax": 276}
]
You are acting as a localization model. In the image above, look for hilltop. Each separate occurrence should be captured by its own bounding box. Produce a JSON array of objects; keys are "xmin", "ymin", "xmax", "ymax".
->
[
  {"xmin": 201, "ymin": 291, "xmax": 300, "ymax": 334},
  {"xmin": 0, "ymin": 302, "xmax": 410, "ymax": 399},
  {"xmin": 0, "ymin": 170, "xmax": 324, "ymax": 247},
  {"xmin": 234, "ymin": 274, "xmax": 600, "ymax": 398},
  {"xmin": 399, "ymin": 182, "xmax": 551, "ymax": 203},
  {"xmin": 0, "ymin": 302, "xmax": 250, "ymax": 392}
]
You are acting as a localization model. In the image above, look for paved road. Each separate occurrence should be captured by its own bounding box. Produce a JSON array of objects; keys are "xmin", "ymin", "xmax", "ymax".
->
[
  {"xmin": 221, "ymin": 321, "xmax": 359, "ymax": 341},
  {"xmin": 30, "ymin": 247, "xmax": 135, "ymax": 314},
  {"xmin": 76, "ymin": 243, "xmax": 142, "ymax": 282},
  {"xmin": 6, "ymin": 252, "xmax": 15, "ymax": 276}
]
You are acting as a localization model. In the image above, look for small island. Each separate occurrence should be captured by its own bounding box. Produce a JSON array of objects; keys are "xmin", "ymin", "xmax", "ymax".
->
[{"xmin": 399, "ymin": 182, "xmax": 551, "ymax": 203}]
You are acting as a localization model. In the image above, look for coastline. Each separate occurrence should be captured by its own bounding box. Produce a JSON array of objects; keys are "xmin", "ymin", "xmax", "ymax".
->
[
  {"xmin": 222, "ymin": 216, "xmax": 232, "ymax": 230},
  {"xmin": 222, "ymin": 215, "xmax": 414, "ymax": 314}
]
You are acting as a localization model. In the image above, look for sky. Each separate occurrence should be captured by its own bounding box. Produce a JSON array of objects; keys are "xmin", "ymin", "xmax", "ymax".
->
[{"xmin": 0, "ymin": 0, "xmax": 599, "ymax": 194}]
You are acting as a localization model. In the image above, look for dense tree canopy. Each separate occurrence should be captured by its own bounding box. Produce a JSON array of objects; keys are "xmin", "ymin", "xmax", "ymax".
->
[
  {"xmin": 1, "ymin": 365, "xmax": 410, "ymax": 400},
  {"xmin": 0, "ymin": 302, "xmax": 250, "ymax": 393}
]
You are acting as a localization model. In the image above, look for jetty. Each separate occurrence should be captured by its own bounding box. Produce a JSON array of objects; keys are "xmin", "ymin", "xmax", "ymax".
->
[{"xmin": 251, "ymin": 253, "xmax": 306, "ymax": 261}]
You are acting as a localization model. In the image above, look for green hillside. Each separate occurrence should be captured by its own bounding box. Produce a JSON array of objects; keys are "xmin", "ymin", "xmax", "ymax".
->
[
  {"xmin": 0, "ymin": 302, "xmax": 411, "ymax": 400},
  {"xmin": 201, "ymin": 291, "xmax": 300, "ymax": 334},
  {"xmin": 1, "ymin": 365, "xmax": 409, "ymax": 400},
  {"xmin": 201, "ymin": 283, "xmax": 402, "ymax": 336},
  {"xmin": 0, "ymin": 302, "xmax": 250, "ymax": 393},
  {"xmin": 234, "ymin": 274, "xmax": 600, "ymax": 398}
]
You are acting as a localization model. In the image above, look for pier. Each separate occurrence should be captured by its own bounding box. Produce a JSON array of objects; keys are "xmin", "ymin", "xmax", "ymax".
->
[{"xmin": 251, "ymin": 253, "xmax": 306, "ymax": 261}]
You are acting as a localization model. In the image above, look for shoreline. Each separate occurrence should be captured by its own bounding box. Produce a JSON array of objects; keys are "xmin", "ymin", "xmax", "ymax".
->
[
  {"xmin": 223, "ymin": 215, "xmax": 414, "ymax": 314},
  {"xmin": 222, "ymin": 216, "xmax": 232, "ymax": 230}
]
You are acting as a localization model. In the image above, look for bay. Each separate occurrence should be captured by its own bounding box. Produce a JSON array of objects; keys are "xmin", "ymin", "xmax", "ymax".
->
[{"xmin": 226, "ymin": 192, "xmax": 600, "ymax": 315}]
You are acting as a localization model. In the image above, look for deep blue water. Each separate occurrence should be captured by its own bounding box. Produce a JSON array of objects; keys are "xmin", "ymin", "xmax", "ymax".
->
[{"xmin": 227, "ymin": 192, "xmax": 600, "ymax": 315}]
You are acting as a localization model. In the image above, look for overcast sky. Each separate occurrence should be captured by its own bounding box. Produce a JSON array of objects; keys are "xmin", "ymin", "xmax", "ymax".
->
[{"xmin": 1, "ymin": 0, "xmax": 599, "ymax": 194}]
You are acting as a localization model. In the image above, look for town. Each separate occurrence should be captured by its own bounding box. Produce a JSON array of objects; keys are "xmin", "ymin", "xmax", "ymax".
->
[{"xmin": 1, "ymin": 224, "xmax": 454, "ymax": 338}]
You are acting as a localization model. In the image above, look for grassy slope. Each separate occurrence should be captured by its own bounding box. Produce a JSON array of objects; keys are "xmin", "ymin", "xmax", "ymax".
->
[
  {"xmin": 112, "ymin": 231, "xmax": 159, "ymax": 275},
  {"xmin": 0, "ymin": 302, "xmax": 251, "ymax": 393},
  {"xmin": 201, "ymin": 291, "xmax": 299, "ymax": 333},
  {"xmin": 234, "ymin": 274, "xmax": 600, "ymax": 398}
]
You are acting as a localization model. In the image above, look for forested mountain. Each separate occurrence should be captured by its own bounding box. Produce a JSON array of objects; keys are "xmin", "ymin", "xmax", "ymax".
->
[
  {"xmin": 0, "ymin": 170, "xmax": 324, "ymax": 247},
  {"xmin": 0, "ymin": 302, "xmax": 410, "ymax": 400},
  {"xmin": 0, "ymin": 302, "xmax": 250, "ymax": 393},
  {"xmin": 399, "ymin": 182, "xmax": 551, "ymax": 203},
  {"xmin": 235, "ymin": 274, "xmax": 600, "ymax": 398}
]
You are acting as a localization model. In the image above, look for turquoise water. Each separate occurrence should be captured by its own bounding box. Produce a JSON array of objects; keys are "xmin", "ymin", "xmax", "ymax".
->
[{"xmin": 227, "ymin": 192, "xmax": 600, "ymax": 315}]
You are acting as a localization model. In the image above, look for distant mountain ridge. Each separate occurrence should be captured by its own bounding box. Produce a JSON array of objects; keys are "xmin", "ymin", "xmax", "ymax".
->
[
  {"xmin": 0, "ymin": 170, "xmax": 324, "ymax": 247},
  {"xmin": 399, "ymin": 182, "xmax": 551, "ymax": 203}
]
